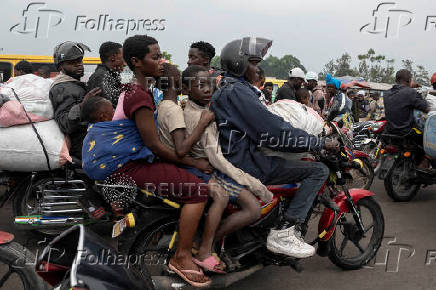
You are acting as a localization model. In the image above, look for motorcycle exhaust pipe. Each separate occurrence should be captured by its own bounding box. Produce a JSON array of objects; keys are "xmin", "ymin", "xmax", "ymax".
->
[{"xmin": 14, "ymin": 215, "xmax": 84, "ymax": 229}]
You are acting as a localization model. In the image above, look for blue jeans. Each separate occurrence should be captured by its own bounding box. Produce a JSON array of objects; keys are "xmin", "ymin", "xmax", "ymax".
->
[{"xmin": 263, "ymin": 159, "xmax": 329, "ymax": 223}]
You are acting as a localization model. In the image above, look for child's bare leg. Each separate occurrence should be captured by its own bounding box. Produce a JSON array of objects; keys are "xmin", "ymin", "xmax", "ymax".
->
[
  {"xmin": 215, "ymin": 189, "xmax": 261, "ymax": 241},
  {"xmin": 197, "ymin": 179, "xmax": 228, "ymax": 261},
  {"xmin": 171, "ymin": 201, "xmax": 210, "ymax": 283}
]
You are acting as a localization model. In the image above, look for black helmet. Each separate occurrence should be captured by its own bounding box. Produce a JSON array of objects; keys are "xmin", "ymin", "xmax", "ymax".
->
[
  {"xmin": 53, "ymin": 41, "xmax": 91, "ymax": 68},
  {"xmin": 220, "ymin": 37, "xmax": 272, "ymax": 77}
]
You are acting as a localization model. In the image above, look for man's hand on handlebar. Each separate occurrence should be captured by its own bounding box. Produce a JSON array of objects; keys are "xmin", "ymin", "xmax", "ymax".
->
[{"xmin": 324, "ymin": 138, "xmax": 340, "ymax": 152}]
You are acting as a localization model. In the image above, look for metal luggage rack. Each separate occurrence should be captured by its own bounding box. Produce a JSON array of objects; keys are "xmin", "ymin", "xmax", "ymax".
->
[{"xmin": 38, "ymin": 179, "xmax": 87, "ymax": 216}]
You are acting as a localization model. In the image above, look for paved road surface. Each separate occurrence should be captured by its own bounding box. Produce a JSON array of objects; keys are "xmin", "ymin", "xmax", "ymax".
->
[{"xmin": 0, "ymin": 180, "xmax": 435, "ymax": 290}]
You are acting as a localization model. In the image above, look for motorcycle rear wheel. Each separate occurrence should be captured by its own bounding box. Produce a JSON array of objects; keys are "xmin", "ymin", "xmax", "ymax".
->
[
  {"xmin": 384, "ymin": 159, "xmax": 420, "ymax": 202},
  {"xmin": 13, "ymin": 177, "xmax": 79, "ymax": 235},
  {"xmin": 328, "ymin": 196, "xmax": 384, "ymax": 270},
  {"xmin": 130, "ymin": 218, "xmax": 179, "ymax": 277}
]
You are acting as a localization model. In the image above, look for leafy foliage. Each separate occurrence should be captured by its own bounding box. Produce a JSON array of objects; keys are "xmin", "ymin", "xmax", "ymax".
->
[{"xmin": 320, "ymin": 48, "xmax": 430, "ymax": 84}]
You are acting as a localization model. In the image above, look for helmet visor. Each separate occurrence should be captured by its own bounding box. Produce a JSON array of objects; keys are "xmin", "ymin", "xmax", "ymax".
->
[{"xmin": 240, "ymin": 37, "xmax": 272, "ymax": 61}]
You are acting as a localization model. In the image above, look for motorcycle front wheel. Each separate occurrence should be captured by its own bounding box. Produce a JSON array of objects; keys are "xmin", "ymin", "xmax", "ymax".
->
[
  {"xmin": 384, "ymin": 158, "xmax": 420, "ymax": 202},
  {"xmin": 328, "ymin": 196, "xmax": 384, "ymax": 270},
  {"xmin": 347, "ymin": 157, "xmax": 374, "ymax": 190}
]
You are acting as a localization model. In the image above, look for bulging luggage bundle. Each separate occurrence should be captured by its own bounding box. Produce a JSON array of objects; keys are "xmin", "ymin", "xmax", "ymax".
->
[
  {"xmin": 424, "ymin": 112, "xmax": 436, "ymax": 159},
  {"xmin": 0, "ymin": 74, "xmax": 71, "ymax": 171},
  {"xmin": 0, "ymin": 74, "xmax": 54, "ymax": 127}
]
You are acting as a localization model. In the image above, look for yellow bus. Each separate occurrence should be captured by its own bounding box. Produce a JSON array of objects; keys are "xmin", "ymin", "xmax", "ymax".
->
[
  {"xmin": 265, "ymin": 77, "xmax": 286, "ymax": 101},
  {"xmin": 0, "ymin": 54, "xmax": 101, "ymax": 82}
]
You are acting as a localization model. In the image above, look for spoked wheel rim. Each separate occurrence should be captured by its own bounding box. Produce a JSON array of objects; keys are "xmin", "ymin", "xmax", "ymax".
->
[
  {"xmin": 330, "ymin": 197, "xmax": 383, "ymax": 265},
  {"xmin": 347, "ymin": 159, "xmax": 374, "ymax": 190},
  {"xmin": 390, "ymin": 160, "xmax": 419, "ymax": 197},
  {"xmin": 133, "ymin": 221, "xmax": 178, "ymax": 276}
]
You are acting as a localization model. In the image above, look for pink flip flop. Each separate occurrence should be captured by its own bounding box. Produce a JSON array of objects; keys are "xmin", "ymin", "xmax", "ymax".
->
[
  {"xmin": 169, "ymin": 262, "xmax": 211, "ymax": 288},
  {"xmin": 193, "ymin": 256, "xmax": 227, "ymax": 274}
]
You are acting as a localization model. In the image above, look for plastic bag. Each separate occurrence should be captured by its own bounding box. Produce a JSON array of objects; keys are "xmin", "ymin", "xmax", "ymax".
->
[
  {"xmin": 0, "ymin": 74, "xmax": 54, "ymax": 127},
  {"xmin": 426, "ymin": 93, "xmax": 436, "ymax": 111},
  {"xmin": 424, "ymin": 112, "xmax": 436, "ymax": 159},
  {"xmin": 0, "ymin": 120, "xmax": 71, "ymax": 171},
  {"xmin": 268, "ymin": 99, "xmax": 325, "ymax": 135}
]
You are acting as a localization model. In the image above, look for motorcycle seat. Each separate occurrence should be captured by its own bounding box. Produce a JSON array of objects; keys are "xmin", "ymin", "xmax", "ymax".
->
[{"xmin": 381, "ymin": 133, "xmax": 407, "ymax": 139}]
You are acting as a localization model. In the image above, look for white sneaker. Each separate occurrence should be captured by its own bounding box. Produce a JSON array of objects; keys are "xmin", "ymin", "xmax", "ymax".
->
[{"xmin": 266, "ymin": 226, "xmax": 315, "ymax": 258}]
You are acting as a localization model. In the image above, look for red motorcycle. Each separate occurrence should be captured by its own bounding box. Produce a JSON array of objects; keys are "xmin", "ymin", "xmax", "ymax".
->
[{"xmin": 99, "ymin": 121, "xmax": 385, "ymax": 289}]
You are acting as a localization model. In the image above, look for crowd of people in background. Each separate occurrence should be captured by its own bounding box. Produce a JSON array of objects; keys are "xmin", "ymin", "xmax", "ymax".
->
[{"xmin": 4, "ymin": 35, "xmax": 432, "ymax": 287}]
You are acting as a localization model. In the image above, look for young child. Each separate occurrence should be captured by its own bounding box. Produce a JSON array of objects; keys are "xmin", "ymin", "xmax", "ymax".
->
[
  {"xmin": 180, "ymin": 65, "xmax": 274, "ymax": 270},
  {"xmin": 81, "ymin": 96, "xmax": 114, "ymax": 123},
  {"xmin": 295, "ymin": 87, "xmax": 310, "ymax": 106},
  {"xmin": 157, "ymin": 64, "xmax": 231, "ymax": 273}
]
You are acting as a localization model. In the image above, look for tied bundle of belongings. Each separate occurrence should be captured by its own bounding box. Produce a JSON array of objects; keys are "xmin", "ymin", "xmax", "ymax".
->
[
  {"xmin": 267, "ymin": 99, "xmax": 326, "ymax": 136},
  {"xmin": 262, "ymin": 99, "xmax": 327, "ymax": 161},
  {"xmin": 82, "ymin": 119, "xmax": 154, "ymax": 180},
  {"xmin": 426, "ymin": 91, "xmax": 436, "ymax": 111},
  {"xmin": 424, "ymin": 112, "xmax": 436, "ymax": 159},
  {"xmin": 0, "ymin": 74, "xmax": 72, "ymax": 171},
  {"xmin": 0, "ymin": 74, "xmax": 54, "ymax": 127}
]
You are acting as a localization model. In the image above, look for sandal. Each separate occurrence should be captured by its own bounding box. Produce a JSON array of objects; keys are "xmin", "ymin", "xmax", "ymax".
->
[
  {"xmin": 169, "ymin": 261, "xmax": 211, "ymax": 288},
  {"xmin": 193, "ymin": 255, "xmax": 227, "ymax": 274}
]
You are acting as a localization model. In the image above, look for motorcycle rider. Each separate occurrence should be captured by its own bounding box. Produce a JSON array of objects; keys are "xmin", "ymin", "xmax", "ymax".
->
[
  {"xmin": 275, "ymin": 67, "xmax": 306, "ymax": 101},
  {"xmin": 210, "ymin": 37, "xmax": 337, "ymax": 258},
  {"xmin": 384, "ymin": 70, "xmax": 429, "ymax": 136},
  {"xmin": 50, "ymin": 41, "xmax": 101, "ymax": 159},
  {"xmin": 384, "ymin": 69, "xmax": 429, "ymax": 167}
]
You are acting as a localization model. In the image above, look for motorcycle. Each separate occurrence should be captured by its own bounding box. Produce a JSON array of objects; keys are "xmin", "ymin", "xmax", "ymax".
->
[
  {"xmin": 0, "ymin": 230, "xmax": 48, "ymax": 290},
  {"xmin": 333, "ymin": 123, "xmax": 375, "ymax": 190},
  {"xmin": 376, "ymin": 130, "xmax": 436, "ymax": 202},
  {"xmin": 353, "ymin": 121, "xmax": 375, "ymax": 150},
  {"xmin": 35, "ymin": 224, "xmax": 155, "ymax": 290},
  {"xmin": 359, "ymin": 120, "xmax": 387, "ymax": 169},
  {"xmin": 100, "ymin": 118, "xmax": 384, "ymax": 288},
  {"xmin": 10, "ymin": 161, "xmax": 111, "ymax": 235}
]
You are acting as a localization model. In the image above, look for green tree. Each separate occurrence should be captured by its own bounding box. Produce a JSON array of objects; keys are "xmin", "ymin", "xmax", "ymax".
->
[
  {"xmin": 162, "ymin": 51, "xmax": 179, "ymax": 69},
  {"xmin": 415, "ymin": 65, "xmax": 430, "ymax": 86},
  {"xmin": 210, "ymin": 55, "xmax": 221, "ymax": 68},
  {"xmin": 320, "ymin": 53, "xmax": 358, "ymax": 78},
  {"xmin": 162, "ymin": 51, "xmax": 172, "ymax": 62},
  {"xmin": 321, "ymin": 48, "xmax": 395, "ymax": 82},
  {"xmin": 334, "ymin": 53, "xmax": 358, "ymax": 77},
  {"xmin": 260, "ymin": 54, "xmax": 306, "ymax": 79},
  {"xmin": 401, "ymin": 59, "xmax": 430, "ymax": 86}
]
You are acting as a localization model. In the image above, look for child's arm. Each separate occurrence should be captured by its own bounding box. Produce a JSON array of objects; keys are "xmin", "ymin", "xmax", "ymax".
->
[
  {"xmin": 135, "ymin": 107, "xmax": 213, "ymax": 173},
  {"xmin": 201, "ymin": 123, "xmax": 273, "ymax": 203},
  {"xmin": 171, "ymin": 110, "xmax": 215, "ymax": 158}
]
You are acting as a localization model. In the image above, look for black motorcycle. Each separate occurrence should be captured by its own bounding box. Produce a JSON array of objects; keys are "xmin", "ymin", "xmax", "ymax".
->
[
  {"xmin": 35, "ymin": 224, "xmax": 154, "ymax": 290},
  {"xmin": 377, "ymin": 130, "xmax": 436, "ymax": 201}
]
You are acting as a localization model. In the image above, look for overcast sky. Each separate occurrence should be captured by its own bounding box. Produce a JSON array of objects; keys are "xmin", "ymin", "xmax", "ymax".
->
[{"xmin": 2, "ymin": 0, "xmax": 436, "ymax": 76}]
